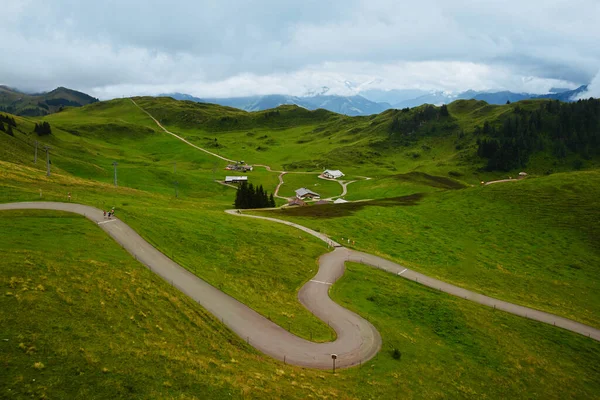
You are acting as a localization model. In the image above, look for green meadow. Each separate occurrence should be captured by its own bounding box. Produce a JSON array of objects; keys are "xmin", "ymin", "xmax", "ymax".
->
[
  {"xmin": 277, "ymin": 173, "xmax": 344, "ymax": 199},
  {"xmin": 2, "ymin": 212, "xmax": 599, "ymax": 399},
  {"xmin": 1, "ymin": 96, "xmax": 600, "ymax": 398},
  {"xmin": 256, "ymin": 171, "xmax": 600, "ymax": 329}
]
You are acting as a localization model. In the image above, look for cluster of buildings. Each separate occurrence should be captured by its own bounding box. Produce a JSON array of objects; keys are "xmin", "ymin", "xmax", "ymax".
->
[
  {"xmin": 223, "ymin": 161, "xmax": 253, "ymax": 185},
  {"xmin": 287, "ymin": 169, "xmax": 349, "ymax": 207},
  {"xmin": 223, "ymin": 165, "xmax": 350, "ymax": 207},
  {"xmin": 226, "ymin": 161, "xmax": 253, "ymax": 172}
]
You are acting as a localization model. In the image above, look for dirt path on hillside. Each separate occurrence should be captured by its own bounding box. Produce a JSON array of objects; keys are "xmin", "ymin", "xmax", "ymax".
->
[
  {"xmin": 484, "ymin": 178, "xmax": 519, "ymax": 185},
  {"xmin": 2, "ymin": 202, "xmax": 598, "ymax": 372},
  {"xmin": 273, "ymin": 172, "xmax": 289, "ymax": 200},
  {"xmin": 130, "ymin": 99, "xmax": 236, "ymax": 163}
]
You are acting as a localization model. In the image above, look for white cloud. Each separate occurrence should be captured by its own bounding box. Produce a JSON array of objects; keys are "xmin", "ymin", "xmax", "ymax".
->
[
  {"xmin": 1, "ymin": 0, "xmax": 598, "ymax": 97},
  {"xmin": 575, "ymin": 71, "xmax": 600, "ymax": 100}
]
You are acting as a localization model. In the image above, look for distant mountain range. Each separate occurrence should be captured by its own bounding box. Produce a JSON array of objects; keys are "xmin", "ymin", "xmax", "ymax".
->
[
  {"xmin": 0, "ymin": 86, "xmax": 98, "ymax": 116},
  {"xmin": 0, "ymin": 83, "xmax": 590, "ymax": 119},
  {"xmin": 162, "ymin": 85, "xmax": 589, "ymax": 116},
  {"xmin": 159, "ymin": 93, "xmax": 391, "ymax": 117}
]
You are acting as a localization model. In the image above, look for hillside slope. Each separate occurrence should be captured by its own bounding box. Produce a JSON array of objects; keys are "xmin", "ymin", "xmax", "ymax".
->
[{"xmin": 0, "ymin": 86, "xmax": 98, "ymax": 117}]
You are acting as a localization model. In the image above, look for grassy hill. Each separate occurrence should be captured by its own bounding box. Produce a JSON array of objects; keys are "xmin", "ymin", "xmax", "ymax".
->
[
  {"xmin": 2, "ymin": 211, "xmax": 599, "ymax": 399},
  {"xmin": 1, "ymin": 95, "xmax": 600, "ymax": 398},
  {"xmin": 256, "ymin": 170, "xmax": 600, "ymax": 328},
  {"xmin": 2, "ymin": 94, "xmax": 596, "ymax": 182},
  {"xmin": 126, "ymin": 96, "xmax": 600, "ymax": 178},
  {"xmin": 0, "ymin": 86, "xmax": 98, "ymax": 117}
]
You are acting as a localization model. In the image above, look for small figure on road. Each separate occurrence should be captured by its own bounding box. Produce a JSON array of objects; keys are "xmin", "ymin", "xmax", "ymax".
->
[
  {"xmin": 103, "ymin": 210, "xmax": 106, "ymax": 218},
  {"xmin": 107, "ymin": 211, "xmax": 112, "ymax": 219},
  {"xmin": 67, "ymin": 192, "xmax": 71, "ymax": 202}
]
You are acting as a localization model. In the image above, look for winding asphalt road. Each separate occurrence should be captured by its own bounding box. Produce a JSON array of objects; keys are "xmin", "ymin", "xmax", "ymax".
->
[
  {"xmin": 2, "ymin": 202, "xmax": 599, "ymax": 372},
  {"xmin": 1, "ymin": 202, "xmax": 380, "ymax": 369}
]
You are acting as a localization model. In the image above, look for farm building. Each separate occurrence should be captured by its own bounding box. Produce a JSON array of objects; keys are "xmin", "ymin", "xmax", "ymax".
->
[
  {"xmin": 225, "ymin": 176, "xmax": 248, "ymax": 184},
  {"xmin": 226, "ymin": 162, "xmax": 254, "ymax": 172},
  {"xmin": 288, "ymin": 198, "xmax": 307, "ymax": 207},
  {"xmin": 322, "ymin": 169, "xmax": 345, "ymax": 179},
  {"xmin": 333, "ymin": 198, "xmax": 348, "ymax": 204},
  {"xmin": 295, "ymin": 188, "xmax": 320, "ymax": 200}
]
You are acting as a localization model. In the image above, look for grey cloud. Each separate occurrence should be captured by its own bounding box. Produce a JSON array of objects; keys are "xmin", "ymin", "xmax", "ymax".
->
[{"xmin": 2, "ymin": 0, "xmax": 599, "ymax": 97}]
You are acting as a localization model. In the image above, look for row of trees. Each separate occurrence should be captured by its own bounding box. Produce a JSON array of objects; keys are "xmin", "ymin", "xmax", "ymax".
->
[
  {"xmin": 34, "ymin": 122, "xmax": 52, "ymax": 136},
  {"xmin": 234, "ymin": 182, "xmax": 276, "ymax": 209},
  {"xmin": 0, "ymin": 114, "xmax": 16, "ymax": 127},
  {"xmin": 476, "ymin": 98, "xmax": 600, "ymax": 171},
  {"xmin": 0, "ymin": 114, "xmax": 17, "ymax": 136}
]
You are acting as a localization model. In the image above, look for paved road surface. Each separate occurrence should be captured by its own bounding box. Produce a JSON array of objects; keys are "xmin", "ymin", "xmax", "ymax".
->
[
  {"xmin": 0, "ymin": 202, "xmax": 380, "ymax": 369},
  {"xmin": 229, "ymin": 210, "xmax": 600, "ymax": 342},
  {"xmin": 2, "ymin": 202, "xmax": 598, "ymax": 372}
]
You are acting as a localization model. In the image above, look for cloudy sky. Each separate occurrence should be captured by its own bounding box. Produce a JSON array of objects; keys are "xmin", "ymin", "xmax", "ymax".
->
[{"xmin": 2, "ymin": 0, "xmax": 599, "ymax": 99}]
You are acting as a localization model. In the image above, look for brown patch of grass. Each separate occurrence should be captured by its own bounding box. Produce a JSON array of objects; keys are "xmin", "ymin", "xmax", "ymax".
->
[
  {"xmin": 394, "ymin": 171, "xmax": 466, "ymax": 190},
  {"xmin": 274, "ymin": 193, "xmax": 425, "ymax": 219}
]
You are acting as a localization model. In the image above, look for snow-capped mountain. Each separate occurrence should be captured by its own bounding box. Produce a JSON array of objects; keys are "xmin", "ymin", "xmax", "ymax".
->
[
  {"xmin": 160, "ymin": 93, "xmax": 390, "ymax": 116},
  {"xmin": 160, "ymin": 85, "xmax": 588, "ymax": 117}
]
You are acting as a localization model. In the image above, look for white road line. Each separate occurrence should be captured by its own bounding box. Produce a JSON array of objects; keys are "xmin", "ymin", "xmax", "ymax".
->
[
  {"xmin": 310, "ymin": 280, "xmax": 333, "ymax": 285},
  {"xmin": 398, "ymin": 268, "xmax": 407, "ymax": 275},
  {"xmin": 98, "ymin": 219, "xmax": 117, "ymax": 225}
]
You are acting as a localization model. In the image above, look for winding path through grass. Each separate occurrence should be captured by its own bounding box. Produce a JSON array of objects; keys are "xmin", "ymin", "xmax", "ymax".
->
[
  {"xmin": 130, "ymin": 98, "xmax": 369, "ymax": 200},
  {"xmin": 1, "ymin": 201, "xmax": 598, "ymax": 371}
]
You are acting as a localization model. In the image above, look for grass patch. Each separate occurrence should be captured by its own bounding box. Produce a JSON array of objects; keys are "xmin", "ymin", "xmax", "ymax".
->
[
  {"xmin": 277, "ymin": 174, "xmax": 343, "ymax": 199},
  {"xmin": 256, "ymin": 171, "xmax": 600, "ymax": 328},
  {"xmin": 330, "ymin": 262, "xmax": 600, "ymax": 399},
  {"xmin": 2, "ymin": 215, "xmax": 598, "ymax": 399}
]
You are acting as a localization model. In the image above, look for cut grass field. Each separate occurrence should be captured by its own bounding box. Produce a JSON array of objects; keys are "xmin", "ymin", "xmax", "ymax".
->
[
  {"xmin": 2, "ymin": 212, "xmax": 599, "ymax": 399},
  {"xmin": 255, "ymin": 171, "xmax": 600, "ymax": 329}
]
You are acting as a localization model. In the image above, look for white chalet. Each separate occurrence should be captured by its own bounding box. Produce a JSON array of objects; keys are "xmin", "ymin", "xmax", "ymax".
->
[
  {"xmin": 322, "ymin": 169, "xmax": 345, "ymax": 179},
  {"xmin": 225, "ymin": 176, "xmax": 248, "ymax": 184}
]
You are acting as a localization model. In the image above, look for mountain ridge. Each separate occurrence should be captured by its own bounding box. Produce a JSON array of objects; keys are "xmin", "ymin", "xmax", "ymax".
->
[
  {"xmin": 0, "ymin": 86, "xmax": 98, "ymax": 116},
  {"xmin": 162, "ymin": 86, "xmax": 590, "ymax": 116}
]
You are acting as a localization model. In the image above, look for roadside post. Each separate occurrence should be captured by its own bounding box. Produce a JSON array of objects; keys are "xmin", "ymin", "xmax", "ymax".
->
[{"xmin": 331, "ymin": 354, "xmax": 337, "ymax": 374}]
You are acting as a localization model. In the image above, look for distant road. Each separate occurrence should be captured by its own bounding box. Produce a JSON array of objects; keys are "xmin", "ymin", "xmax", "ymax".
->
[
  {"xmin": 1, "ymin": 202, "xmax": 598, "ymax": 372},
  {"xmin": 131, "ymin": 99, "xmax": 370, "ymax": 200},
  {"xmin": 484, "ymin": 178, "xmax": 519, "ymax": 185},
  {"xmin": 130, "ymin": 99, "xmax": 237, "ymax": 163}
]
